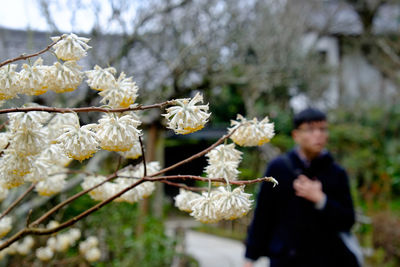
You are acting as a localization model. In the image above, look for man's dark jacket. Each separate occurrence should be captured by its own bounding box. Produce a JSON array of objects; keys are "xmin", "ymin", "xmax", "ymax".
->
[{"xmin": 245, "ymin": 149, "xmax": 358, "ymax": 267}]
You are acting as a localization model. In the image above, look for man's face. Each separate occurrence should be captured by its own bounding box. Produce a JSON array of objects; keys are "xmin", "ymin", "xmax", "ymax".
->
[{"xmin": 292, "ymin": 121, "xmax": 328, "ymax": 156}]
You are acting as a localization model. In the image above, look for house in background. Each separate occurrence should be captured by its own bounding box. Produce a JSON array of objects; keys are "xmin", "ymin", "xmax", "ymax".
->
[{"xmin": 291, "ymin": 0, "xmax": 400, "ymax": 111}]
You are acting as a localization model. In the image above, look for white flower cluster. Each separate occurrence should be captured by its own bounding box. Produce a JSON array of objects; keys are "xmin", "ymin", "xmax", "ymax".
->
[
  {"xmin": 79, "ymin": 236, "xmax": 101, "ymax": 262},
  {"xmin": 98, "ymin": 72, "xmax": 139, "ymax": 108},
  {"xmin": 36, "ymin": 222, "xmax": 81, "ymax": 262},
  {"xmin": 0, "ymin": 236, "xmax": 35, "ymax": 259},
  {"xmin": 85, "ymin": 65, "xmax": 116, "ymax": 91},
  {"xmin": 82, "ymin": 162, "xmax": 160, "ymax": 203},
  {"xmin": 96, "ymin": 112, "xmax": 142, "ymax": 152},
  {"xmin": 0, "ymin": 185, "xmax": 9, "ymax": 202},
  {"xmin": 0, "ymin": 33, "xmax": 144, "ymax": 186},
  {"xmin": 163, "ymin": 92, "xmax": 211, "ymax": 134},
  {"xmin": 0, "ymin": 216, "xmax": 12, "ymax": 238},
  {"xmin": 205, "ymin": 144, "xmax": 242, "ymax": 182},
  {"xmin": 118, "ymin": 140, "xmax": 142, "ymax": 159},
  {"xmin": 229, "ymin": 114, "xmax": 275, "ymax": 146},
  {"xmin": 0, "ymin": 33, "xmax": 90, "ymax": 99},
  {"xmin": 175, "ymin": 186, "xmax": 253, "ymax": 223},
  {"xmin": 51, "ymin": 33, "xmax": 91, "ymax": 61},
  {"xmin": 0, "ymin": 110, "xmax": 70, "ymax": 189},
  {"xmin": 57, "ymin": 113, "xmax": 99, "ymax": 161}
]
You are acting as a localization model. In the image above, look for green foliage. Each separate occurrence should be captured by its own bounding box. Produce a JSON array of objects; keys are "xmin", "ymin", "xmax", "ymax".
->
[
  {"xmin": 82, "ymin": 201, "xmax": 175, "ymax": 267},
  {"xmin": 50, "ymin": 191, "xmax": 175, "ymax": 267},
  {"xmin": 328, "ymin": 106, "xmax": 400, "ymax": 207},
  {"xmin": 207, "ymin": 86, "xmax": 246, "ymax": 125}
]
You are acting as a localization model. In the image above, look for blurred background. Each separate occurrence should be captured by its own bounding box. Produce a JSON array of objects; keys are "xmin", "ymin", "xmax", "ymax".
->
[{"xmin": 0, "ymin": 0, "xmax": 400, "ymax": 266}]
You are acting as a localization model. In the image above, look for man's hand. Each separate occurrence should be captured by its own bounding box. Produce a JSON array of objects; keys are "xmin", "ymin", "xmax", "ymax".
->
[
  {"xmin": 243, "ymin": 260, "xmax": 254, "ymax": 267},
  {"xmin": 293, "ymin": 175, "xmax": 325, "ymax": 204}
]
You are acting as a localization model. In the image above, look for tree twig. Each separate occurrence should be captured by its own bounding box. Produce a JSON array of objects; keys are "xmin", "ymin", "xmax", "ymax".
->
[
  {"xmin": 29, "ymin": 172, "xmax": 118, "ymax": 228},
  {"xmin": 26, "ymin": 209, "xmax": 33, "ymax": 227},
  {"xmin": 0, "ymin": 183, "xmax": 36, "ymax": 220},
  {"xmin": 149, "ymin": 128, "xmax": 238, "ymax": 177},
  {"xmin": 0, "ymin": 101, "xmax": 175, "ymax": 115},
  {"xmin": 0, "ymin": 36, "xmax": 63, "ymax": 67},
  {"xmin": 147, "ymin": 175, "xmax": 274, "ymax": 186},
  {"xmin": 159, "ymin": 180, "xmax": 206, "ymax": 192},
  {"xmin": 139, "ymin": 136, "xmax": 147, "ymax": 177}
]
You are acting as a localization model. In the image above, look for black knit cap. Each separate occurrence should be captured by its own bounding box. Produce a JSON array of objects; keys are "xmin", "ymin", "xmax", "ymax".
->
[{"xmin": 293, "ymin": 108, "xmax": 326, "ymax": 129}]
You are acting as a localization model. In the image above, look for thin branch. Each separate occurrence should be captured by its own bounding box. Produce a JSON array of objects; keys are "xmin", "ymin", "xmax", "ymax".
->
[
  {"xmin": 139, "ymin": 136, "xmax": 147, "ymax": 177},
  {"xmin": 149, "ymin": 128, "xmax": 238, "ymax": 177},
  {"xmin": 160, "ymin": 180, "xmax": 206, "ymax": 192},
  {"xmin": 147, "ymin": 175, "xmax": 274, "ymax": 186},
  {"xmin": 0, "ymin": 36, "xmax": 63, "ymax": 67},
  {"xmin": 29, "ymin": 173, "xmax": 118, "ymax": 228},
  {"xmin": 0, "ymin": 183, "xmax": 36, "ymax": 220},
  {"xmin": 25, "ymin": 209, "xmax": 33, "ymax": 227},
  {"xmin": 0, "ymin": 126, "xmax": 242, "ymax": 249},
  {"xmin": 0, "ymin": 100, "xmax": 175, "ymax": 115},
  {"xmin": 29, "ymin": 178, "xmax": 145, "ymax": 236}
]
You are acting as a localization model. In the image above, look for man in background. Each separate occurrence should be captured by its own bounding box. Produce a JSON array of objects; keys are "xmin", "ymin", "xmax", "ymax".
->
[{"xmin": 244, "ymin": 108, "xmax": 359, "ymax": 267}]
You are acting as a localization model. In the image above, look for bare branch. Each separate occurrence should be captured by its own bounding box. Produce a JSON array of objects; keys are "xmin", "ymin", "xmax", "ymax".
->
[
  {"xmin": 139, "ymin": 136, "xmax": 147, "ymax": 177},
  {"xmin": 146, "ymin": 175, "xmax": 274, "ymax": 186},
  {"xmin": 0, "ymin": 100, "xmax": 175, "ymax": 115},
  {"xmin": 159, "ymin": 180, "xmax": 206, "ymax": 192},
  {"xmin": 149, "ymin": 128, "xmax": 238, "ymax": 177},
  {"xmin": 0, "ymin": 36, "xmax": 63, "ymax": 67},
  {"xmin": 28, "ymin": 172, "xmax": 118, "ymax": 228},
  {"xmin": 0, "ymin": 183, "xmax": 36, "ymax": 220}
]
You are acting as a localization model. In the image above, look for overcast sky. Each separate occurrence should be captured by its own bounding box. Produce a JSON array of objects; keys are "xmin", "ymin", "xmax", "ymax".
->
[{"xmin": 0, "ymin": 0, "xmax": 135, "ymax": 33}]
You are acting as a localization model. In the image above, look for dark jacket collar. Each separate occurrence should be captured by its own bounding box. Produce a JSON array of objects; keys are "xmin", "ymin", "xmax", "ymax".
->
[{"xmin": 288, "ymin": 148, "xmax": 334, "ymax": 177}]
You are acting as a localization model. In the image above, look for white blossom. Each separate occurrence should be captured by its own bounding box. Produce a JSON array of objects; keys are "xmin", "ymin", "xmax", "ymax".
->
[
  {"xmin": 189, "ymin": 192, "xmax": 220, "ymax": 223},
  {"xmin": 118, "ymin": 140, "xmax": 142, "ymax": 159},
  {"xmin": 25, "ymin": 158, "xmax": 52, "ymax": 183},
  {"xmin": 174, "ymin": 188, "xmax": 201, "ymax": 212},
  {"xmin": 47, "ymin": 113, "xmax": 78, "ymax": 142},
  {"xmin": 0, "ymin": 216, "xmax": 12, "ymax": 238},
  {"xmin": 8, "ymin": 107, "xmax": 50, "ymax": 132},
  {"xmin": 0, "ymin": 132, "xmax": 10, "ymax": 152},
  {"xmin": 53, "ymin": 234, "xmax": 72, "ymax": 252},
  {"xmin": 9, "ymin": 109, "xmax": 50, "ymax": 128},
  {"xmin": 0, "ymin": 64, "xmax": 19, "ymax": 100},
  {"xmin": 39, "ymin": 144, "xmax": 72, "ymax": 167},
  {"xmin": 213, "ymin": 186, "xmax": 253, "ymax": 220},
  {"xmin": 86, "ymin": 65, "xmax": 116, "ymax": 91},
  {"xmin": 35, "ymin": 170, "xmax": 67, "ymax": 196},
  {"xmin": 0, "ymin": 151, "xmax": 32, "ymax": 187},
  {"xmin": 9, "ymin": 126, "xmax": 48, "ymax": 156},
  {"xmin": 81, "ymin": 175, "xmax": 109, "ymax": 201},
  {"xmin": 57, "ymin": 114, "xmax": 99, "ymax": 161},
  {"xmin": 0, "ymin": 185, "xmax": 9, "ymax": 202},
  {"xmin": 48, "ymin": 61, "xmax": 83, "ymax": 93},
  {"xmin": 36, "ymin": 246, "xmax": 53, "ymax": 261},
  {"xmin": 85, "ymin": 247, "xmax": 101, "ymax": 262},
  {"xmin": 204, "ymin": 160, "xmax": 240, "ymax": 181},
  {"xmin": 206, "ymin": 144, "xmax": 242, "ymax": 164},
  {"xmin": 16, "ymin": 236, "xmax": 35, "ymax": 255},
  {"xmin": 79, "ymin": 236, "xmax": 99, "ymax": 254},
  {"xmin": 51, "ymin": 33, "xmax": 91, "ymax": 61},
  {"xmin": 19, "ymin": 58, "xmax": 50, "ymax": 96},
  {"xmin": 67, "ymin": 228, "xmax": 81, "ymax": 244},
  {"xmin": 229, "ymin": 114, "xmax": 275, "ymax": 146},
  {"xmin": 99, "ymin": 72, "xmax": 139, "ymax": 108},
  {"xmin": 46, "ymin": 220, "xmax": 60, "ymax": 229},
  {"xmin": 163, "ymin": 92, "xmax": 210, "ymax": 134},
  {"xmin": 96, "ymin": 113, "xmax": 142, "ymax": 152}
]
